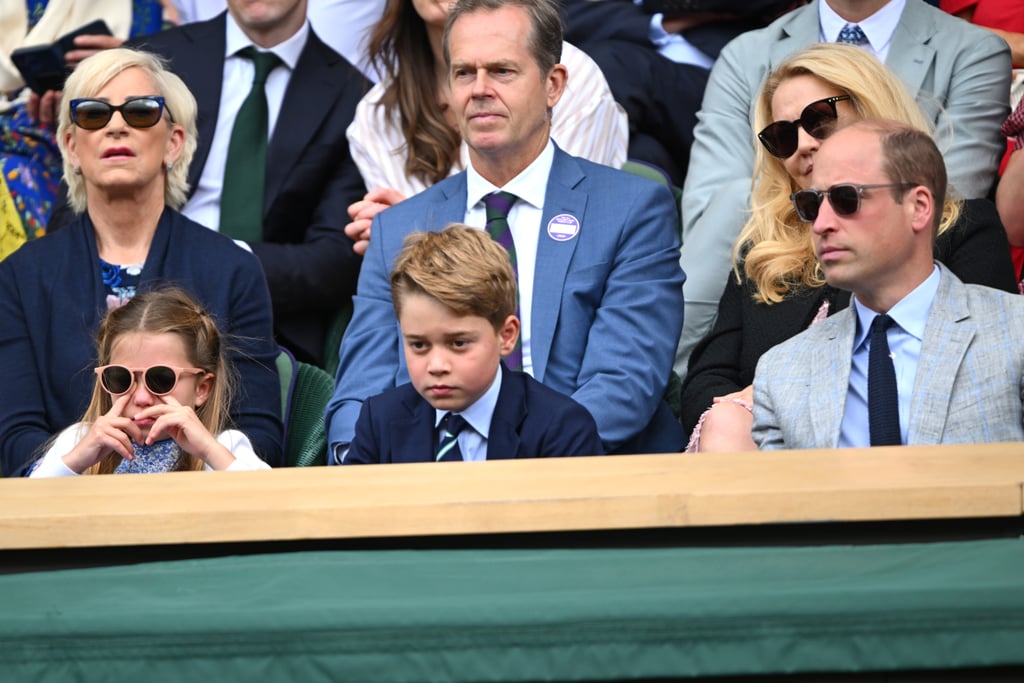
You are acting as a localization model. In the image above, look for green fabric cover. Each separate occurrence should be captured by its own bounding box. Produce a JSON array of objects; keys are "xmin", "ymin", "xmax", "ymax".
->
[
  {"xmin": 286, "ymin": 361, "xmax": 332, "ymax": 467},
  {"xmin": 3, "ymin": 539, "xmax": 1024, "ymax": 680}
]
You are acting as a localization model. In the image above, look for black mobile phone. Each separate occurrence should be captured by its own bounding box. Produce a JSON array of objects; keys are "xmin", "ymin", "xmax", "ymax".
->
[{"xmin": 11, "ymin": 19, "xmax": 113, "ymax": 95}]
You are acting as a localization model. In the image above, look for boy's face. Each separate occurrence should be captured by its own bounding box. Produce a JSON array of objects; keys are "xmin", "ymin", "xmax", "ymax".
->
[{"xmin": 398, "ymin": 292, "xmax": 519, "ymax": 413}]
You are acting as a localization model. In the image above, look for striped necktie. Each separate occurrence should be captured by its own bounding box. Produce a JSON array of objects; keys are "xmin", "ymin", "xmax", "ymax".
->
[
  {"xmin": 436, "ymin": 413, "xmax": 468, "ymax": 462},
  {"xmin": 484, "ymin": 191, "xmax": 522, "ymax": 370}
]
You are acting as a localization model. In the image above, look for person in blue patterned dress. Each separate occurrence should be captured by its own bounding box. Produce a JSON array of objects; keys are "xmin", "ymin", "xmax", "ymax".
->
[{"xmin": 29, "ymin": 288, "xmax": 270, "ymax": 476}]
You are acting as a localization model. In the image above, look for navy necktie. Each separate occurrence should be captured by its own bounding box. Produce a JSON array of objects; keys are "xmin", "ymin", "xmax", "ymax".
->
[
  {"xmin": 837, "ymin": 24, "xmax": 869, "ymax": 46},
  {"xmin": 868, "ymin": 314, "xmax": 901, "ymax": 446},
  {"xmin": 484, "ymin": 191, "xmax": 522, "ymax": 370},
  {"xmin": 436, "ymin": 413, "xmax": 468, "ymax": 462},
  {"xmin": 220, "ymin": 47, "xmax": 282, "ymax": 242}
]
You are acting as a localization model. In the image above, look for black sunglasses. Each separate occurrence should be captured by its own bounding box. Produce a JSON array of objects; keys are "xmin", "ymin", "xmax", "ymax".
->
[
  {"xmin": 70, "ymin": 96, "xmax": 171, "ymax": 130},
  {"xmin": 95, "ymin": 364, "xmax": 206, "ymax": 396},
  {"xmin": 790, "ymin": 183, "xmax": 913, "ymax": 222},
  {"xmin": 758, "ymin": 95, "xmax": 851, "ymax": 158}
]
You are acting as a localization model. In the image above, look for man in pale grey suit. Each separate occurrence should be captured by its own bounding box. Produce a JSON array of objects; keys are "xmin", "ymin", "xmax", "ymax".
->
[
  {"xmin": 753, "ymin": 120, "xmax": 1024, "ymax": 450},
  {"xmin": 676, "ymin": 0, "xmax": 1012, "ymax": 377}
]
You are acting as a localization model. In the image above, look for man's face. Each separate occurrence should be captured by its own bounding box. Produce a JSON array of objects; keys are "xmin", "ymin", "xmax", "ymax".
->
[
  {"xmin": 447, "ymin": 5, "xmax": 566, "ymax": 183},
  {"xmin": 227, "ymin": 0, "xmax": 306, "ymax": 41},
  {"xmin": 808, "ymin": 126, "xmax": 922, "ymax": 310}
]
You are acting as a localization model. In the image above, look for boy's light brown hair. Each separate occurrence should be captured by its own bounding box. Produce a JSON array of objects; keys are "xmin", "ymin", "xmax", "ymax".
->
[{"xmin": 390, "ymin": 224, "xmax": 518, "ymax": 330}]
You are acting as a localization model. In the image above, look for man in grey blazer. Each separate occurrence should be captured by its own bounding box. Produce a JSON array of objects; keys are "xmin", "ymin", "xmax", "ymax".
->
[
  {"xmin": 676, "ymin": 0, "xmax": 1012, "ymax": 377},
  {"xmin": 753, "ymin": 120, "xmax": 1024, "ymax": 450}
]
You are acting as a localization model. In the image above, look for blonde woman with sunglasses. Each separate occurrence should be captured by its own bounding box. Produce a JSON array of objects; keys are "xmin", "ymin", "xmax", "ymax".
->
[
  {"xmin": 0, "ymin": 48, "xmax": 282, "ymax": 475},
  {"xmin": 30, "ymin": 288, "xmax": 270, "ymax": 476},
  {"xmin": 679, "ymin": 43, "xmax": 1017, "ymax": 453}
]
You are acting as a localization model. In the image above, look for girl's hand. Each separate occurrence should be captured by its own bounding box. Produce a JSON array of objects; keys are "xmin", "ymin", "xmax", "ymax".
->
[
  {"xmin": 136, "ymin": 397, "xmax": 237, "ymax": 470},
  {"xmin": 61, "ymin": 395, "xmax": 141, "ymax": 473}
]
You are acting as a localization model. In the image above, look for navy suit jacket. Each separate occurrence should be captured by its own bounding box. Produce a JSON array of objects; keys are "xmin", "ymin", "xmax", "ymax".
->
[
  {"xmin": 328, "ymin": 145, "xmax": 686, "ymax": 456},
  {"xmin": 346, "ymin": 366, "xmax": 604, "ymax": 464},
  {"xmin": 0, "ymin": 209, "xmax": 283, "ymax": 474},
  {"xmin": 127, "ymin": 13, "xmax": 369, "ymax": 365}
]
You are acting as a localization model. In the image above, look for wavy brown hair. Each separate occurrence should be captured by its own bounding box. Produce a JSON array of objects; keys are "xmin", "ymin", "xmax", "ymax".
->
[{"xmin": 367, "ymin": 0, "xmax": 462, "ymax": 185}]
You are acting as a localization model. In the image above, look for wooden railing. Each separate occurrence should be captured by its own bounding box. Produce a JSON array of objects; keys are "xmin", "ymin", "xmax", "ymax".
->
[{"xmin": 2, "ymin": 442, "xmax": 1024, "ymax": 550}]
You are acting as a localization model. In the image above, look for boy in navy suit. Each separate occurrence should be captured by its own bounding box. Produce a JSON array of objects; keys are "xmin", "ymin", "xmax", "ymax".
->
[{"xmin": 344, "ymin": 225, "xmax": 603, "ymax": 464}]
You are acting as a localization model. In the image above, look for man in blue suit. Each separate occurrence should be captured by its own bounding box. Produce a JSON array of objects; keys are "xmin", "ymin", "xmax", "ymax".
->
[
  {"xmin": 327, "ymin": 0, "xmax": 685, "ymax": 462},
  {"xmin": 346, "ymin": 226, "xmax": 603, "ymax": 464}
]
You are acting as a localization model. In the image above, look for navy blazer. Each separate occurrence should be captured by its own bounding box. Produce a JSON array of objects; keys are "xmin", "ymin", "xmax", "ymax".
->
[
  {"xmin": 327, "ymin": 145, "xmax": 686, "ymax": 456},
  {"xmin": 0, "ymin": 208, "xmax": 283, "ymax": 474},
  {"xmin": 346, "ymin": 366, "xmax": 604, "ymax": 464},
  {"xmin": 127, "ymin": 13, "xmax": 369, "ymax": 365}
]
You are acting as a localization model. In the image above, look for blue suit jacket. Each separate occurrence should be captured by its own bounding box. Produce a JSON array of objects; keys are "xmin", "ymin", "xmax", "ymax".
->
[
  {"xmin": 0, "ymin": 209, "xmax": 283, "ymax": 474},
  {"xmin": 346, "ymin": 365, "xmax": 605, "ymax": 464},
  {"xmin": 127, "ymin": 13, "xmax": 368, "ymax": 365},
  {"xmin": 752, "ymin": 266, "xmax": 1024, "ymax": 450},
  {"xmin": 327, "ymin": 145, "xmax": 686, "ymax": 457}
]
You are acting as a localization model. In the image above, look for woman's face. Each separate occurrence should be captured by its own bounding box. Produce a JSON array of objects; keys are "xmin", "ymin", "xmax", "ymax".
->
[
  {"xmin": 411, "ymin": 0, "xmax": 454, "ymax": 29},
  {"xmin": 64, "ymin": 67, "xmax": 184, "ymax": 203},
  {"xmin": 769, "ymin": 74, "xmax": 857, "ymax": 189}
]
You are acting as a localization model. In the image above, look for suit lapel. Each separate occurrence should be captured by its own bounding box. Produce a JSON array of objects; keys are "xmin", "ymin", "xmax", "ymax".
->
[
  {"xmin": 264, "ymin": 30, "xmax": 346, "ymax": 215},
  {"xmin": 161, "ymin": 14, "xmax": 227, "ymax": 196},
  {"xmin": 809, "ymin": 310, "xmax": 856, "ymax": 448},
  {"xmin": 531, "ymin": 147, "xmax": 586, "ymax": 381},
  {"xmin": 390, "ymin": 392, "xmax": 438, "ymax": 463},
  {"xmin": 486, "ymin": 367, "xmax": 526, "ymax": 460},
  {"xmin": 884, "ymin": 1, "xmax": 937, "ymax": 99},
  {"xmin": 909, "ymin": 268, "xmax": 973, "ymax": 444},
  {"xmin": 770, "ymin": 1, "xmax": 821, "ymax": 70}
]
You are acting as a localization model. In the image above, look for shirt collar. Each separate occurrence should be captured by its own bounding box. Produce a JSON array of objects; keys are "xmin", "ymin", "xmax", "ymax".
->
[
  {"xmin": 466, "ymin": 139, "xmax": 554, "ymax": 215},
  {"xmin": 434, "ymin": 363, "xmax": 503, "ymax": 439},
  {"xmin": 818, "ymin": 0, "xmax": 905, "ymax": 50},
  {"xmin": 224, "ymin": 10, "xmax": 309, "ymax": 69},
  {"xmin": 851, "ymin": 263, "xmax": 940, "ymax": 350}
]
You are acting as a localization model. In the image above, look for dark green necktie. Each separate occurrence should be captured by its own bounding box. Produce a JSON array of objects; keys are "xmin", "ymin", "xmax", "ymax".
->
[{"xmin": 220, "ymin": 47, "xmax": 281, "ymax": 242}]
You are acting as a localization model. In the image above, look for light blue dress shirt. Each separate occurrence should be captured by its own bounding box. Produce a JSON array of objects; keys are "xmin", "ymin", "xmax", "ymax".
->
[
  {"xmin": 839, "ymin": 265, "xmax": 941, "ymax": 448},
  {"xmin": 434, "ymin": 365, "xmax": 504, "ymax": 462}
]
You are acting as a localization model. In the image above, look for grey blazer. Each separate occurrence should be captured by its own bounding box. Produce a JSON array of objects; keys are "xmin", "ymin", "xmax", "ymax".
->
[
  {"xmin": 675, "ymin": 0, "xmax": 1012, "ymax": 378},
  {"xmin": 752, "ymin": 265, "xmax": 1024, "ymax": 450}
]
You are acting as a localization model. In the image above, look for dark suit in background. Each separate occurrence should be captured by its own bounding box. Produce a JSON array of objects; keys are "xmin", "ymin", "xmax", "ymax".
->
[
  {"xmin": 126, "ymin": 12, "xmax": 368, "ymax": 366},
  {"xmin": 346, "ymin": 366, "xmax": 604, "ymax": 464}
]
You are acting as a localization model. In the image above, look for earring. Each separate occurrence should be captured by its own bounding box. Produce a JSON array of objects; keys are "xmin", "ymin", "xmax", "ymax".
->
[
  {"xmin": 72, "ymin": 166, "xmax": 82, "ymax": 175},
  {"xmin": 165, "ymin": 160, "xmax": 174, "ymax": 171}
]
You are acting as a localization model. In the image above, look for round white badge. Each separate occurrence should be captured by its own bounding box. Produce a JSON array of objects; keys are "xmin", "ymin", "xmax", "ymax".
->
[{"xmin": 547, "ymin": 214, "xmax": 580, "ymax": 242}]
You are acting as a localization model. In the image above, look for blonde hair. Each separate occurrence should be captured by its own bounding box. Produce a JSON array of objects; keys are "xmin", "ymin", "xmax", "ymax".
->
[
  {"xmin": 57, "ymin": 48, "xmax": 198, "ymax": 214},
  {"xmin": 737, "ymin": 43, "xmax": 960, "ymax": 303},
  {"xmin": 81, "ymin": 288, "xmax": 234, "ymax": 474},
  {"xmin": 390, "ymin": 224, "xmax": 518, "ymax": 329}
]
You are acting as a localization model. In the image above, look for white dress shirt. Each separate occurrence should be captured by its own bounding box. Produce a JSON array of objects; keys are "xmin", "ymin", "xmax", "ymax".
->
[
  {"xmin": 819, "ymin": 0, "xmax": 906, "ymax": 63},
  {"xmin": 464, "ymin": 140, "xmax": 555, "ymax": 377}
]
